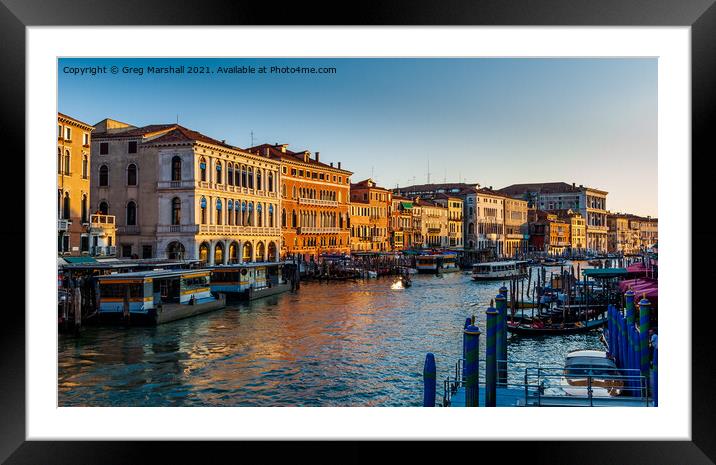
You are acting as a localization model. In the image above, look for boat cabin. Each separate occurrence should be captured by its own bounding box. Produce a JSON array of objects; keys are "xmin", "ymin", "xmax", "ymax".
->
[
  {"xmin": 97, "ymin": 269, "xmax": 214, "ymax": 316},
  {"xmin": 472, "ymin": 260, "xmax": 528, "ymax": 280},
  {"xmin": 208, "ymin": 262, "xmax": 290, "ymax": 299}
]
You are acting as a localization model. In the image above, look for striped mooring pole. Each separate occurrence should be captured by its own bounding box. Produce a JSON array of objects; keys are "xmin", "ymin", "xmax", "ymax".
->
[
  {"xmin": 495, "ymin": 291, "xmax": 508, "ymax": 386},
  {"xmin": 423, "ymin": 353, "xmax": 436, "ymax": 407},
  {"xmin": 485, "ymin": 301, "xmax": 498, "ymax": 407},
  {"xmin": 638, "ymin": 296, "xmax": 651, "ymax": 379},
  {"xmin": 462, "ymin": 317, "xmax": 471, "ymax": 382},
  {"xmin": 652, "ymin": 342, "xmax": 658, "ymax": 406},
  {"xmin": 463, "ymin": 324, "xmax": 482, "ymax": 407}
]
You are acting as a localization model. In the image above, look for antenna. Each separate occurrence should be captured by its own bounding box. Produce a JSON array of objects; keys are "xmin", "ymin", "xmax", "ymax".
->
[
  {"xmin": 427, "ymin": 157, "xmax": 431, "ymax": 184},
  {"xmin": 176, "ymin": 114, "xmax": 179, "ymax": 124},
  {"xmin": 371, "ymin": 166, "xmax": 374, "ymax": 179},
  {"xmin": 250, "ymin": 130, "xmax": 255, "ymax": 147}
]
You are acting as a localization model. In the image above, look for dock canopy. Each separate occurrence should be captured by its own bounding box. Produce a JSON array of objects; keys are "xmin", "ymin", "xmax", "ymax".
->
[
  {"xmin": 62, "ymin": 256, "xmax": 98, "ymax": 264},
  {"xmin": 582, "ymin": 268, "xmax": 628, "ymax": 279}
]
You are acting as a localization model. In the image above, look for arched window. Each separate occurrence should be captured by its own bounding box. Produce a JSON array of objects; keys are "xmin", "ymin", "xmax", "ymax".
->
[
  {"xmin": 234, "ymin": 165, "xmax": 240, "ymax": 186},
  {"xmin": 291, "ymin": 210, "xmax": 297, "ymax": 228},
  {"xmin": 99, "ymin": 201, "xmax": 108, "ymax": 215},
  {"xmin": 216, "ymin": 199, "xmax": 223, "ymax": 225},
  {"xmin": 256, "ymin": 170, "xmax": 262, "ymax": 191},
  {"xmin": 281, "ymin": 208, "xmax": 286, "ymax": 228},
  {"xmin": 257, "ymin": 203, "xmax": 263, "ymax": 227},
  {"xmin": 64, "ymin": 150, "xmax": 71, "ymax": 174},
  {"xmin": 57, "ymin": 148, "xmax": 62, "ymax": 174},
  {"xmin": 248, "ymin": 202, "xmax": 254, "ymax": 225},
  {"xmin": 200, "ymin": 197, "xmax": 207, "ymax": 224},
  {"xmin": 247, "ymin": 167, "xmax": 254, "ymax": 189},
  {"xmin": 127, "ymin": 164, "xmax": 137, "ymax": 185},
  {"xmin": 126, "ymin": 201, "xmax": 137, "ymax": 226},
  {"xmin": 281, "ymin": 184, "xmax": 286, "ymax": 197},
  {"xmin": 99, "ymin": 165, "xmax": 108, "ymax": 186},
  {"xmin": 268, "ymin": 172, "xmax": 274, "ymax": 192},
  {"xmin": 199, "ymin": 158, "xmax": 207, "ymax": 182},
  {"xmin": 241, "ymin": 201, "xmax": 247, "ymax": 225},
  {"xmin": 82, "ymin": 155, "xmax": 88, "ymax": 179},
  {"xmin": 268, "ymin": 205, "xmax": 274, "ymax": 227},
  {"xmin": 234, "ymin": 200, "xmax": 240, "ymax": 225},
  {"xmin": 171, "ymin": 197, "xmax": 181, "ymax": 225},
  {"xmin": 81, "ymin": 195, "xmax": 88, "ymax": 223},
  {"xmin": 227, "ymin": 163, "xmax": 234, "ymax": 186},
  {"xmin": 62, "ymin": 193, "xmax": 70, "ymax": 220},
  {"xmin": 227, "ymin": 200, "xmax": 233, "ymax": 225},
  {"xmin": 172, "ymin": 156, "xmax": 182, "ymax": 181},
  {"xmin": 292, "ymin": 186, "xmax": 296, "ymax": 198},
  {"xmin": 241, "ymin": 165, "xmax": 247, "ymax": 187},
  {"xmin": 215, "ymin": 161, "xmax": 222, "ymax": 184}
]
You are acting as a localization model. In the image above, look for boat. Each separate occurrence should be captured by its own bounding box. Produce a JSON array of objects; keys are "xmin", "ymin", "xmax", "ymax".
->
[
  {"xmin": 209, "ymin": 262, "xmax": 292, "ymax": 300},
  {"xmin": 471, "ymin": 260, "xmax": 528, "ymax": 281},
  {"xmin": 560, "ymin": 350, "xmax": 624, "ymax": 397},
  {"xmin": 506, "ymin": 317, "xmax": 607, "ymax": 335},
  {"xmin": 415, "ymin": 253, "xmax": 460, "ymax": 274},
  {"xmin": 96, "ymin": 269, "xmax": 226, "ymax": 325},
  {"xmin": 400, "ymin": 274, "xmax": 412, "ymax": 288},
  {"xmin": 588, "ymin": 259, "xmax": 603, "ymax": 266}
]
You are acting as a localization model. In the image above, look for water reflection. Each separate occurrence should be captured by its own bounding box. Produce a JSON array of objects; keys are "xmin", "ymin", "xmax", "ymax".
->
[{"xmin": 59, "ymin": 263, "xmax": 602, "ymax": 406}]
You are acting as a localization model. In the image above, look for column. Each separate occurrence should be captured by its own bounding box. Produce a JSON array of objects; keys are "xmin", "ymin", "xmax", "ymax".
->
[
  {"xmin": 223, "ymin": 239, "xmax": 229, "ymax": 264},
  {"xmin": 208, "ymin": 241, "xmax": 215, "ymax": 265}
]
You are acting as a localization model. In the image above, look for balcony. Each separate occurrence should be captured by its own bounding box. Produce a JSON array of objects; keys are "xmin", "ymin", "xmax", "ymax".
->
[
  {"xmin": 157, "ymin": 224, "xmax": 200, "ymax": 234},
  {"xmin": 90, "ymin": 246, "xmax": 117, "ymax": 257},
  {"xmin": 157, "ymin": 180, "xmax": 195, "ymax": 189},
  {"xmin": 198, "ymin": 224, "xmax": 281, "ymax": 236},
  {"xmin": 298, "ymin": 197, "xmax": 339, "ymax": 207},
  {"xmin": 298, "ymin": 226, "xmax": 341, "ymax": 235},
  {"xmin": 118, "ymin": 225, "xmax": 140, "ymax": 235}
]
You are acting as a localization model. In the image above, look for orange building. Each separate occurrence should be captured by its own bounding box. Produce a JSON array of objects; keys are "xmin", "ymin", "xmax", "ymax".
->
[
  {"xmin": 57, "ymin": 113, "xmax": 95, "ymax": 255},
  {"xmin": 247, "ymin": 144, "xmax": 352, "ymax": 261},
  {"xmin": 349, "ymin": 179, "xmax": 392, "ymax": 252}
]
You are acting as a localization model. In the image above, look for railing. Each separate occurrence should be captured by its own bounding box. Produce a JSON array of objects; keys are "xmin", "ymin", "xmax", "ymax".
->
[
  {"xmin": 440, "ymin": 359, "xmax": 649, "ymax": 407},
  {"xmin": 118, "ymin": 225, "xmax": 140, "ymax": 234},
  {"xmin": 90, "ymin": 214, "xmax": 115, "ymax": 226},
  {"xmin": 157, "ymin": 180, "xmax": 195, "ymax": 189},
  {"xmin": 298, "ymin": 226, "xmax": 341, "ymax": 234},
  {"xmin": 157, "ymin": 224, "xmax": 200, "ymax": 233},
  {"xmin": 298, "ymin": 197, "xmax": 339, "ymax": 207},
  {"xmin": 90, "ymin": 246, "xmax": 117, "ymax": 257},
  {"xmin": 198, "ymin": 224, "xmax": 280, "ymax": 236}
]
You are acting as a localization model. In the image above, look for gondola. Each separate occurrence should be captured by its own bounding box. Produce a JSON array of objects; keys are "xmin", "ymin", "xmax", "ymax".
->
[{"xmin": 506, "ymin": 317, "xmax": 607, "ymax": 335}]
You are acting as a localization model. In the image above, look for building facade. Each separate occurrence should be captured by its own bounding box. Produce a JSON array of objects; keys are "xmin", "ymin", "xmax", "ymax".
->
[
  {"xmin": 432, "ymin": 194, "xmax": 463, "ymax": 248},
  {"xmin": 502, "ymin": 197, "xmax": 529, "ymax": 257},
  {"xmin": 58, "ymin": 113, "xmax": 116, "ymax": 257},
  {"xmin": 350, "ymin": 179, "xmax": 392, "ymax": 252},
  {"xmin": 499, "ymin": 182, "xmax": 609, "ymax": 253},
  {"xmin": 389, "ymin": 195, "xmax": 414, "ymax": 251},
  {"xmin": 412, "ymin": 198, "xmax": 448, "ymax": 248},
  {"xmin": 247, "ymin": 144, "xmax": 352, "ymax": 261},
  {"xmin": 528, "ymin": 210, "xmax": 570, "ymax": 255},
  {"xmin": 91, "ymin": 119, "xmax": 281, "ymax": 263}
]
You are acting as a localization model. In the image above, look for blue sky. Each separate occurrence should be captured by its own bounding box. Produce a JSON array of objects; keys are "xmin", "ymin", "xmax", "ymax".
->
[{"xmin": 58, "ymin": 58, "xmax": 657, "ymax": 217}]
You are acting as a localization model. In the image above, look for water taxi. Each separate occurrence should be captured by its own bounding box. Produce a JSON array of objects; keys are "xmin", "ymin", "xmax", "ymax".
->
[
  {"xmin": 97, "ymin": 269, "xmax": 226, "ymax": 325},
  {"xmin": 415, "ymin": 253, "xmax": 460, "ymax": 274},
  {"xmin": 471, "ymin": 260, "xmax": 528, "ymax": 281},
  {"xmin": 209, "ymin": 262, "xmax": 292, "ymax": 300},
  {"xmin": 560, "ymin": 350, "xmax": 624, "ymax": 397}
]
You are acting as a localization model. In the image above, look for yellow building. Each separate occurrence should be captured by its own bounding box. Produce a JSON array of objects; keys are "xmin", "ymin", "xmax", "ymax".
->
[
  {"xmin": 432, "ymin": 194, "xmax": 463, "ymax": 248},
  {"xmin": 503, "ymin": 197, "xmax": 528, "ymax": 257},
  {"xmin": 349, "ymin": 179, "xmax": 391, "ymax": 252},
  {"xmin": 58, "ymin": 113, "xmax": 116, "ymax": 256}
]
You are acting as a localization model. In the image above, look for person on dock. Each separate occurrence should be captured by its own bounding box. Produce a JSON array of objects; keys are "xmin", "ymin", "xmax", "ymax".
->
[{"xmin": 649, "ymin": 329, "xmax": 658, "ymax": 367}]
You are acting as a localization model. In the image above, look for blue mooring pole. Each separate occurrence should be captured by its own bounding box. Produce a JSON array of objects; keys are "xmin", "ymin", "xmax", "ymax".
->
[
  {"xmin": 486, "ymin": 302, "xmax": 498, "ymax": 407},
  {"xmin": 495, "ymin": 291, "xmax": 508, "ymax": 386},
  {"xmin": 652, "ymin": 342, "xmax": 658, "ymax": 406},
  {"xmin": 423, "ymin": 353, "xmax": 436, "ymax": 407},
  {"xmin": 638, "ymin": 296, "xmax": 651, "ymax": 379},
  {"xmin": 463, "ymin": 324, "xmax": 482, "ymax": 407},
  {"xmin": 462, "ymin": 317, "xmax": 471, "ymax": 382}
]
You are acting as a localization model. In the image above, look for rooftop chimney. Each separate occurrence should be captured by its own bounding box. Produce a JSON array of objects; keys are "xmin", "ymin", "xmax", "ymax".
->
[
  {"xmin": 330, "ymin": 162, "xmax": 334, "ymax": 167},
  {"xmin": 572, "ymin": 182, "xmax": 576, "ymax": 187},
  {"xmin": 264, "ymin": 147, "xmax": 269, "ymax": 157},
  {"xmin": 315, "ymin": 151, "xmax": 320, "ymax": 162},
  {"xmin": 338, "ymin": 162, "xmax": 341, "ymax": 169}
]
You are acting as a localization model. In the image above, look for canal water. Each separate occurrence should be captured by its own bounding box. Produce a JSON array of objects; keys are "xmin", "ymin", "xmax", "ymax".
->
[{"xmin": 58, "ymin": 264, "xmax": 603, "ymax": 406}]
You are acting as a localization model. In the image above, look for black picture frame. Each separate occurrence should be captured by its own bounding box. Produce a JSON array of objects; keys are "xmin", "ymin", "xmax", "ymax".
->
[{"xmin": 2, "ymin": 0, "xmax": 713, "ymax": 462}]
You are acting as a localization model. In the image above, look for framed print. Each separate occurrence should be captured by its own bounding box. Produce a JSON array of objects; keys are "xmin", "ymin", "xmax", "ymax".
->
[{"xmin": 2, "ymin": 0, "xmax": 714, "ymax": 462}]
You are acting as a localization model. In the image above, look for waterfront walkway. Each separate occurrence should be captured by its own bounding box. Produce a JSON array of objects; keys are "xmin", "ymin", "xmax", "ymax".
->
[{"xmin": 447, "ymin": 385, "xmax": 653, "ymax": 407}]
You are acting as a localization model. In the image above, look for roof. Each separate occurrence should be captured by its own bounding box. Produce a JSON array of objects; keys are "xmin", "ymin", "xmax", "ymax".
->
[
  {"xmin": 499, "ymin": 182, "xmax": 608, "ymax": 196},
  {"xmin": 208, "ymin": 261, "xmax": 289, "ymax": 269},
  {"xmin": 62, "ymin": 256, "xmax": 98, "ymax": 264},
  {"xmin": 148, "ymin": 125, "xmax": 238, "ymax": 150},
  {"xmin": 400, "ymin": 202, "xmax": 413, "ymax": 209},
  {"xmin": 58, "ymin": 113, "xmax": 94, "ymax": 130},
  {"xmin": 351, "ymin": 178, "xmax": 390, "ymax": 191},
  {"xmin": 92, "ymin": 123, "xmax": 177, "ymax": 138},
  {"xmin": 246, "ymin": 143, "xmax": 353, "ymax": 174},
  {"xmin": 581, "ymin": 268, "xmax": 628, "ymax": 278},
  {"xmin": 98, "ymin": 269, "xmax": 211, "ymax": 280}
]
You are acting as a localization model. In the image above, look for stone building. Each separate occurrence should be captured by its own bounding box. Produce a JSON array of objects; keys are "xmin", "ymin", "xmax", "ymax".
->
[
  {"xmin": 412, "ymin": 197, "xmax": 449, "ymax": 248},
  {"xmin": 90, "ymin": 119, "xmax": 281, "ymax": 263},
  {"xmin": 389, "ymin": 195, "xmax": 414, "ymax": 251},
  {"xmin": 499, "ymin": 182, "xmax": 609, "ymax": 253},
  {"xmin": 502, "ymin": 197, "xmax": 529, "ymax": 257},
  {"xmin": 247, "ymin": 144, "xmax": 352, "ymax": 261},
  {"xmin": 432, "ymin": 194, "xmax": 463, "ymax": 248}
]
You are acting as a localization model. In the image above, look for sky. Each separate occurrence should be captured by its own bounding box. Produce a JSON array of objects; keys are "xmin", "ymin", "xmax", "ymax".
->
[{"xmin": 58, "ymin": 58, "xmax": 657, "ymax": 217}]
